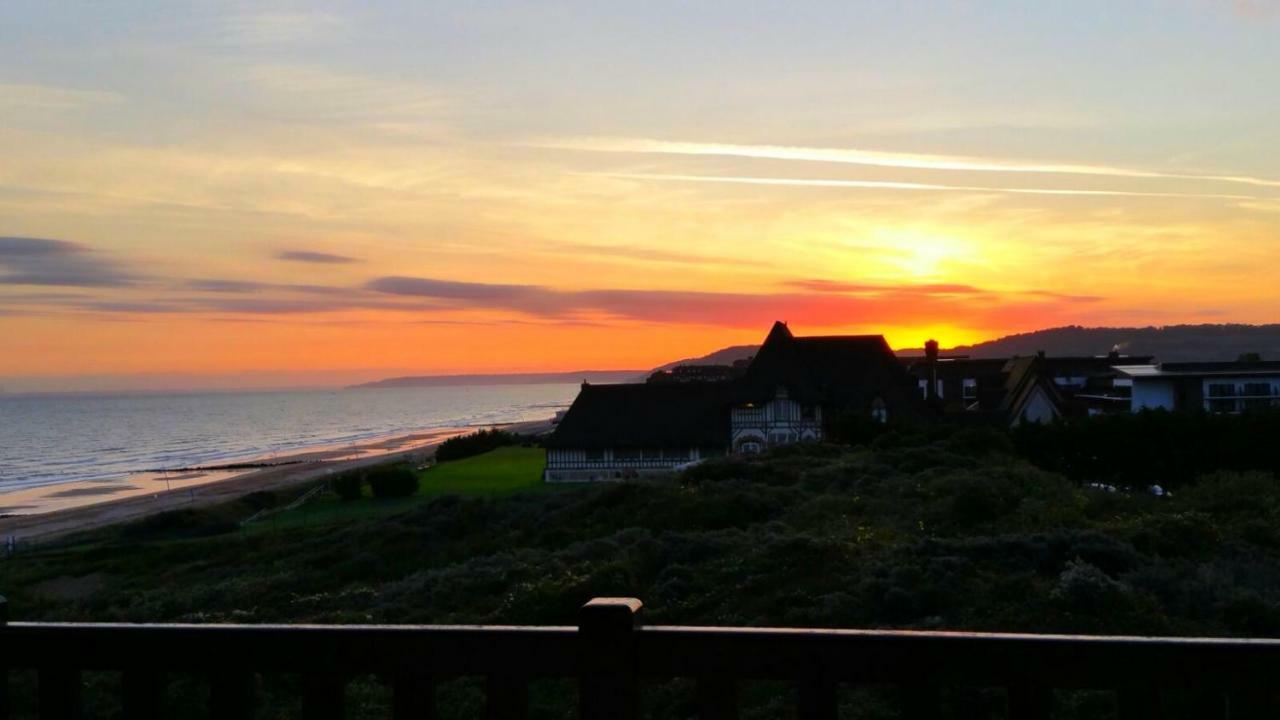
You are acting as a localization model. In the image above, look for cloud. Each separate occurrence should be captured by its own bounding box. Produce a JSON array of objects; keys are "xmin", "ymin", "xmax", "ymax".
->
[
  {"xmin": 543, "ymin": 242, "xmax": 767, "ymax": 268},
  {"xmin": 365, "ymin": 275, "xmax": 1102, "ymax": 329},
  {"xmin": 592, "ymin": 173, "xmax": 1259, "ymax": 202},
  {"xmin": 276, "ymin": 250, "xmax": 360, "ymax": 264},
  {"xmin": 0, "ymin": 237, "xmax": 139, "ymax": 287},
  {"xmin": 791, "ymin": 279, "xmax": 1104, "ymax": 303},
  {"xmin": 538, "ymin": 137, "xmax": 1280, "ymax": 190},
  {"xmin": 789, "ymin": 279, "xmax": 987, "ymax": 295}
]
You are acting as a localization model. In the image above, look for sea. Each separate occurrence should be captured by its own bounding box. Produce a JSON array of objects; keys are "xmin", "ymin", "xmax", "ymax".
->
[{"xmin": 0, "ymin": 384, "xmax": 580, "ymax": 494}]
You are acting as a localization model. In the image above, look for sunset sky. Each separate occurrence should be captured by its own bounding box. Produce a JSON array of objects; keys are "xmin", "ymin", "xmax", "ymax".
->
[{"xmin": 3, "ymin": 1, "xmax": 1279, "ymax": 391}]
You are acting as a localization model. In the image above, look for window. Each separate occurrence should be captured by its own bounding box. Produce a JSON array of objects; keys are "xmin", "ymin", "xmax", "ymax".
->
[
  {"xmin": 615, "ymin": 448, "xmax": 641, "ymax": 461},
  {"xmin": 641, "ymin": 448, "xmax": 663, "ymax": 460},
  {"xmin": 585, "ymin": 449, "xmax": 605, "ymax": 461},
  {"xmin": 936, "ymin": 380, "xmax": 945, "ymax": 399},
  {"xmin": 918, "ymin": 379, "xmax": 928, "ymax": 399},
  {"xmin": 661, "ymin": 448, "xmax": 689, "ymax": 460},
  {"xmin": 1206, "ymin": 383, "xmax": 1238, "ymax": 413},
  {"xmin": 962, "ymin": 378, "xmax": 978, "ymax": 400},
  {"xmin": 801, "ymin": 404, "xmax": 816, "ymax": 420},
  {"xmin": 1242, "ymin": 382, "xmax": 1276, "ymax": 410}
]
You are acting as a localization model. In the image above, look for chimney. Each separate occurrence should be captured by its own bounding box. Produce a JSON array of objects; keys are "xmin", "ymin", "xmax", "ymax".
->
[
  {"xmin": 1108, "ymin": 344, "xmax": 1121, "ymax": 361},
  {"xmin": 925, "ymin": 339, "xmax": 939, "ymax": 403}
]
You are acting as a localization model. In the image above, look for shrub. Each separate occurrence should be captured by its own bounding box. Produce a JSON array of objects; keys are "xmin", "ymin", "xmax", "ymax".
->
[
  {"xmin": 436, "ymin": 429, "xmax": 519, "ymax": 462},
  {"xmin": 1051, "ymin": 559, "xmax": 1129, "ymax": 613},
  {"xmin": 332, "ymin": 472, "xmax": 365, "ymax": 501},
  {"xmin": 368, "ymin": 464, "xmax": 419, "ymax": 498}
]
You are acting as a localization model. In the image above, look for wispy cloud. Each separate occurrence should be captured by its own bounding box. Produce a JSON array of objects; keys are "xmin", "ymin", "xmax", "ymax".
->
[
  {"xmin": 594, "ymin": 173, "xmax": 1259, "ymax": 201},
  {"xmin": 538, "ymin": 137, "xmax": 1280, "ymax": 190},
  {"xmin": 543, "ymin": 242, "xmax": 767, "ymax": 268},
  {"xmin": 0, "ymin": 83, "xmax": 122, "ymax": 112},
  {"xmin": 0, "ymin": 237, "xmax": 139, "ymax": 287},
  {"xmin": 276, "ymin": 250, "xmax": 360, "ymax": 264},
  {"xmin": 365, "ymin": 275, "xmax": 1102, "ymax": 329}
]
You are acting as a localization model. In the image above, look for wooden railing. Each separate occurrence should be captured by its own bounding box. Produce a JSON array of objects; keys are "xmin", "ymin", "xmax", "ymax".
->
[{"xmin": 2, "ymin": 594, "xmax": 1279, "ymax": 719}]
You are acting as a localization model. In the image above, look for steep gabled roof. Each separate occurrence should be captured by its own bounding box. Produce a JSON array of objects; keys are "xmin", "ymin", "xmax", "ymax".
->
[
  {"xmin": 545, "ymin": 382, "xmax": 737, "ymax": 449},
  {"xmin": 999, "ymin": 356, "xmax": 1064, "ymax": 422},
  {"xmin": 743, "ymin": 324, "xmax": 918, "ymax": 411}
]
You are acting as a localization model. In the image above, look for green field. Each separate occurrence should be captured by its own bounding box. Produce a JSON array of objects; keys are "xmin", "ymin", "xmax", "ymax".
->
[
  {"xmin": 417, "ymin": 445, "xmax": 547, "ymax": 495},
  {"xmin": 246, "ymin": 446, "xmax": 550, "ymax": 530}
]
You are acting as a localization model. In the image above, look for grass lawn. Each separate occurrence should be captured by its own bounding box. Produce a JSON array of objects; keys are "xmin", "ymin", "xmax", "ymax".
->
[
  {"xmin": 245, "ymin": 446, "xmax": 551, "ymax": 531},
  {"xmin": 417, "ymin": 445, "xmax": 547, "ymax": 496}
]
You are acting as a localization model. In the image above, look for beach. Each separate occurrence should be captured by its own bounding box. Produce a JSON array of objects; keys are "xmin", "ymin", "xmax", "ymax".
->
[{"xmin": 0, "ymin": 419, "xmax": 553, "ymax": 543}]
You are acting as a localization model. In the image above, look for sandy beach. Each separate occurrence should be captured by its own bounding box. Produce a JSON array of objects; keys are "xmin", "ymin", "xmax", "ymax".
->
[{"xmin": 0, "ymin": 419, "xmax": 552, "ymax": 543}]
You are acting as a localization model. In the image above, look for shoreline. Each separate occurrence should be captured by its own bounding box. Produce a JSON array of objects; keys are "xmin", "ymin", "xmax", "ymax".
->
[{"xmin": 0, "ymin": 418, "xmax": 553, "ymax": 543}]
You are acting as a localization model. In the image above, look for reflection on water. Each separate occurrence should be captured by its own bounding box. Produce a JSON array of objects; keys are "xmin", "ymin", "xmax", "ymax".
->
[{"xmin": 0, "ymin": 384, "xmax": 577, "ymax": 492}]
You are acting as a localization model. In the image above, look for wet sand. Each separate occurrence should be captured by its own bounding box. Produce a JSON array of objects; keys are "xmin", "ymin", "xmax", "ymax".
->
[{"xmin": 0, "ymin": 419, "xmax": 553, "ymax": 543}]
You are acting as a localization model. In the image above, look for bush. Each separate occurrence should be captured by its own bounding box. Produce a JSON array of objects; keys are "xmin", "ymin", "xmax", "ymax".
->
[
  {"xmin": 332, "ymin": 472, "xmax": 365, "ymax": 501},
  {"xmin": 368, "ymin": 464, "xmax": 418, "ymax": 498},
  {"xmin": 435, "ymin": 429, "xmax": 520, "ymax": 462}
]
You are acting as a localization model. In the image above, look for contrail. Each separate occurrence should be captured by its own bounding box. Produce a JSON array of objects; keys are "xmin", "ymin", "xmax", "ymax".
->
[
  {"xmin": 594, "ymin": 172, "xmax": 1258, "ymax": 201},
  {"xmin": 539, "ymin": 137, "xmax": 1280, "ymax": 190}
]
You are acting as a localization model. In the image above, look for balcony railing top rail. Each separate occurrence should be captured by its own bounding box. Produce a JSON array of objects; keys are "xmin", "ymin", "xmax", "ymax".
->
[{"xmin": 2, "ymin": 594, "xmax": 1278, "ymax": 719}]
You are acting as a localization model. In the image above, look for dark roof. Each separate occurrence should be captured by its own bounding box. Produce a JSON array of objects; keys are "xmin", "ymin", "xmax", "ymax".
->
[
  {"xmin": 545, "ymin": 382, "xmax": 736, "ymax": 449},
  {"xmin": 742, "ymin": 322, "xmax": 918, "ymax": 411},
  {"xmin": 1041, "ymin": 356, "xmax": 1154, "ymax": 375},
  {"xmin": 999, "ymin": 356, "xmax": 1062, "ymax": 418}
]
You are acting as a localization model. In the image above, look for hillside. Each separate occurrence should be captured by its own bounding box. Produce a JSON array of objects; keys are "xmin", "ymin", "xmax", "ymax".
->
[
  {"xmin": 939, "ymin": 324, "xmax": 1280, "ymax": 361},
  {"xmin": 649, "ymin": 344, "xmax": 759, "ymax": 372}
]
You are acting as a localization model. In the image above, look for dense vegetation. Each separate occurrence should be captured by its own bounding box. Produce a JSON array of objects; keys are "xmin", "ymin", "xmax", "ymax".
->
[
  {"xmin": 5, "ymin": 424, "xmax": 1280, "ymax": 717},
  {"xmin": 434, "ymin": 428, "xmax": 525, "ymax": 462},
  {"xmin": 1013, "ymin": 409, "xmax": 1280, "ymax": 486}
]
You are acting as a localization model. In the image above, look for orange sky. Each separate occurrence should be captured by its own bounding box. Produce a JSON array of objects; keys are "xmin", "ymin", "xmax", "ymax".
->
[{"xmin": 3, "ymin": 3, "xmax": 1279, "ymax": 391}]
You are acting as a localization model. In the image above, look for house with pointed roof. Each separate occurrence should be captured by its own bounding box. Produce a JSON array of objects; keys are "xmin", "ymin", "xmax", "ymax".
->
[{"xmin": 544, "ymin": 321, "xmax": 920, "ymax": 481}]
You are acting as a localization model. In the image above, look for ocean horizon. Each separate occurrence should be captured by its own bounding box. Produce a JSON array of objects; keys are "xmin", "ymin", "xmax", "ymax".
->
[{"xmin": 0, "ymin": 384, "xmax": 579, "ymax": 494}]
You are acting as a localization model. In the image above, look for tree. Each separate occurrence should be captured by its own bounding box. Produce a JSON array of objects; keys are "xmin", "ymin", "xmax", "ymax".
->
[
  {"xmin": 368, "ymin": 464, "xmax": 419, "ymax": 498},
  {"xmin": 333, "ymin": 472, "xmax": 365, "ymax": 501}
]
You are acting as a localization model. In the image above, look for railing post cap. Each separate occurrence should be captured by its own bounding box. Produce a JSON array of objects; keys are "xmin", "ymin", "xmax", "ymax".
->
[
  {"xmin": 580, "ymin": 597, "xmax": 643, "ymax": 630},
  {"xmin": 582, "ymin": 597, "xmax": 642, "ymax": 613}
]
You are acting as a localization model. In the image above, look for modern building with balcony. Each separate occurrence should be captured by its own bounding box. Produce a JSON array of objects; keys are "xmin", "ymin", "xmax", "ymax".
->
[{"xmin": 1117, "ymin": 361, "xmax": 1280, "ymax": 413}]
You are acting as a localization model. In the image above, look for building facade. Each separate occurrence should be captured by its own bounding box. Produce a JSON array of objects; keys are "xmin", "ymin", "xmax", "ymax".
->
[
  {"xmin": 1117, "ymin": 362, "xmax": 1280, "ymax": 413},
  {"xmin": 544, "ymin": 321, "xmax": 916, "ymax": 480}
]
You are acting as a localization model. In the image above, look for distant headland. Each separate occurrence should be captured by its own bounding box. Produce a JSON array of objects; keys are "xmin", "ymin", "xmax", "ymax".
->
[{"xmin": 350, "ymin": 370, "xmax": 646, "ymax": 389}]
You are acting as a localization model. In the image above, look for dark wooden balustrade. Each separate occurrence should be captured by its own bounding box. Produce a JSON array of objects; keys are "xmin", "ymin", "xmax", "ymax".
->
[{"xmin": 2, "ymin": 593, "xmax": 1279, "ymax": 718}]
